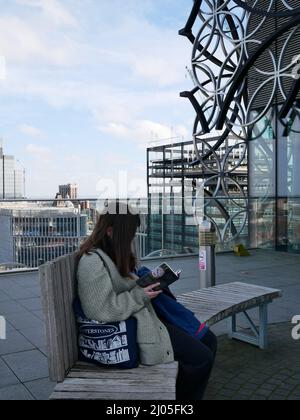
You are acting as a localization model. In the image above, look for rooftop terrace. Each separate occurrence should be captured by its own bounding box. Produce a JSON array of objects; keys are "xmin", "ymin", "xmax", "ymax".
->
[{"xmin": 0, "ymin": 250, "xmax": 299, "ymax": 400}]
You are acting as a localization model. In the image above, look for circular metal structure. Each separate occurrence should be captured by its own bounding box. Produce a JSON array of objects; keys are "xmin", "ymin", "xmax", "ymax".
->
[
  {"xmin": 232, "ymin": 0, "xmax": 300, "ymax": 18},
  {"xmin": 180, "ymin": 0, "xmax": 300, "ymax": 246}
]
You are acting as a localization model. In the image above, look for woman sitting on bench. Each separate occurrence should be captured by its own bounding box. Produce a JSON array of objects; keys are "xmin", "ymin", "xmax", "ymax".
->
[{"xmin": 76, "ymin": 201, "xmax": 217, "ymax": 400}]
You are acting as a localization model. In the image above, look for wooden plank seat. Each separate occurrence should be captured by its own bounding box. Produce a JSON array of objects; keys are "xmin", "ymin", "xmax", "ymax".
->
[
  {"xmin": 51, "ymin": 361, "xmax": 179, "ymax": 400},
  {"xmin": 39, "ymin": 254, "xmax": 281, "ymax": 400},
  {"xmin": 177, "ymin": 282, "xmax": 282, "ymax": 350}
]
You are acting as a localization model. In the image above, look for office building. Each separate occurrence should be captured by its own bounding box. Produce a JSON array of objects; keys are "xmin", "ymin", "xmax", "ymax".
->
[
  {"xmin": 0, "ymin": 141, "xmax": 24, "ymax": 199},
  {"xmin": 0, "ymin": 203, "xmax": 88, "ymax": 268},
  {"xmin": 59, "ymin": 184, "xmax": 78, "ymax": 200}
]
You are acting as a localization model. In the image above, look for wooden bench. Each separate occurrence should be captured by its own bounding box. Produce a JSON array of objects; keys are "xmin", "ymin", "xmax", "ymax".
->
[
  {"xmin": 177, "ymin": 282, "xmax": 282, "ymax": 350},
  {"xmin": 40, "ymin": 254, "xmax": 281, "ymax": 400},
  {"xmin": 39, "ymin": 253, "xmax": 178, "ymax": 400}
]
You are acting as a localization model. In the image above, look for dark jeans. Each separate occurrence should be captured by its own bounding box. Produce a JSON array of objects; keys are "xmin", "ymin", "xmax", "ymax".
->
[{"xmin": 161, "ymin": 319, "xmax": 218, "ymax": 401}]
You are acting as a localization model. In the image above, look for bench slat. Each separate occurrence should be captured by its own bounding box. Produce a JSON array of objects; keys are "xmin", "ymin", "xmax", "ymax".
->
[
  {"xmin": 69, "ymin": 370, "xmax": 178, "ymax": 379},
  {"xmin": 55, "ymin": 379, "xmax": 176, "ymax": 390},
  {"xmin": 56, "ymin": 255, "xmax": 78, "ymax": 371},
  {"xmin": 74, "ymin": 361, "xmax": 179, "ymax": 371},
  {"xmin": 177, "ymin": 282, "xmax": 281, "ymax": 326},
  {"xmin": 40, "ymin": 262, "xmax": 66, "ymax": 382},
  {"xmin": 53, "ymin": 260, "xmax": 70, "ymax": 376},
  {"xmin": 40, "ymin": 254, "xmax": 79, "ymax": 382},
  {"xmin": 50, "ymin": 391, "xmax": 176, "ymax": 400},
  {"xmin": 50, "ymin": 361, "xmax": 178, "ymax": 400}
]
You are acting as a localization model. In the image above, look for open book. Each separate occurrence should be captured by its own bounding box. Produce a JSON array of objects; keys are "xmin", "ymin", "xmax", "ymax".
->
[{"xmin": 136, "ymin": 263, "xmax": 182, "ymax": 291}]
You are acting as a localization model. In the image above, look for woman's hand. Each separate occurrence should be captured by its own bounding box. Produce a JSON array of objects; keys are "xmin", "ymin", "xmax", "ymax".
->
[{"xmin": 143, "ymin": 283, "xmax": 163, "ymax": 300}]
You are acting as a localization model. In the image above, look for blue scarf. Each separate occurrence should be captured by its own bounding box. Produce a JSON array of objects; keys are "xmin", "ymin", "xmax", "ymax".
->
[{"xmin": 137, "ymin": 267, "xmax": 209, "ymax": 340}]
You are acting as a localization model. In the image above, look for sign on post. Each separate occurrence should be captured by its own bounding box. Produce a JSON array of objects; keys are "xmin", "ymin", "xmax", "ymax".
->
[
  {"xmin": 199, "ymin": 250, "xmax": 207, "ymax": 271},
  {"xmin": 0, "ymin": 316, "xmax": 6, "ymax": 340},
  {"xmin": 292, "ymin": 316, "xmax": 300, "ymax": 341}
]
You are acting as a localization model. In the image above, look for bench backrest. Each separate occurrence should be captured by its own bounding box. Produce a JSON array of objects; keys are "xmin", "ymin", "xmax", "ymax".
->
[
  {"xmin": 39, "ymin": 253, "xmax": 78, "ymax": 383},
  {"xmin": 39, "ymin": 237, "xmax": 142, "ymax": 383}
]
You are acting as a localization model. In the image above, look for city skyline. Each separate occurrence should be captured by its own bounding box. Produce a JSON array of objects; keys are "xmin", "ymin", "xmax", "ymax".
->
[{"xmin": 0, "ymin": 0, "xmax": 194, "ymax": 199}]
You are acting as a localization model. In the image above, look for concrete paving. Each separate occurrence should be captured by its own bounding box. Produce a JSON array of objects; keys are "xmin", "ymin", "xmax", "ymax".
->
[
  {"xmin": 0, "ymin": 249, "xmax": 299, "ymax": 400},
  {"xmin": 205, "ymin": 322, "xmax": 300, "ymax": 400}
]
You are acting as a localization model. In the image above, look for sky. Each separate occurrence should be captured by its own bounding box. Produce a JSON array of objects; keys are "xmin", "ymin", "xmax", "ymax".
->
[{"xmin": 0, "ymin": 0, "xmax": 195, "ymax": 199}]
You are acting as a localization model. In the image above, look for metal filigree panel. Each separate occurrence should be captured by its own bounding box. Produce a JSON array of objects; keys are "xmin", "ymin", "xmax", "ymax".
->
[{"xmin": 180, "ymin": 0, "xmax": 300, "ymax": 245}]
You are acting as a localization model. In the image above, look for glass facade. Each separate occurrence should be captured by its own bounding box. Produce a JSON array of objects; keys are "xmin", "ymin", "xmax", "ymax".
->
[
  {"xmin": 176, "ymin": 1, "xmax": 300, "ymax": 256},
  {"xmin": 246, "ymin": 5, "xmax": 300, "ymax": 254},
  {"xmin": 0, "ymin": 145, "xmax": 24, "ymax": 199},
  {"xmin": 250, "ymin": 106, "xmax": 300, "ymax": 254}
]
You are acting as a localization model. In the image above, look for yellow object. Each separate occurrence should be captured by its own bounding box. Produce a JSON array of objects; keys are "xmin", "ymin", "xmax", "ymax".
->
[{"xmin": 234, "ymin": 244, "xmax": 250, "ymax": 257}]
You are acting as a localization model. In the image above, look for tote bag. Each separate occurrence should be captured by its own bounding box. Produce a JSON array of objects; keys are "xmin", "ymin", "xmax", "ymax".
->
[{"xmin": 74, "ymin": 251, "xmax": 139, "ymax": 369}]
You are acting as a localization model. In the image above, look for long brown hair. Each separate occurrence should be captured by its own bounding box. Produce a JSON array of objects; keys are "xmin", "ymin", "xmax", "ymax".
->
[{"xmin": 78, "ymin": 201, "xmax": 141, "ymax": 277}]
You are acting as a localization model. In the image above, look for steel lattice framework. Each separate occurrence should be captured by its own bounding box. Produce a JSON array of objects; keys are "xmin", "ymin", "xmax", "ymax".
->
[{"xmin": 180, "ymin": 0, "xmax": 300, "ymax": 244}]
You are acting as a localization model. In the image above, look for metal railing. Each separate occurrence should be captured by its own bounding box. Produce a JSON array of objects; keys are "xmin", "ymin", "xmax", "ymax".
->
[{"xmin": 1, "ymin": 196, "xmax": 299, "ymax": 272}]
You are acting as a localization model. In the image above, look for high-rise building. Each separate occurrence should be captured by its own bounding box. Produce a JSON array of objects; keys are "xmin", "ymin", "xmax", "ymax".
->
[
  {"xmin": 59, "ymin": 184, "xmax": 78, "ymax": 200},
  {"xmin": 0, "ymin": 141, "xmax": 25, "ymax": 199}
]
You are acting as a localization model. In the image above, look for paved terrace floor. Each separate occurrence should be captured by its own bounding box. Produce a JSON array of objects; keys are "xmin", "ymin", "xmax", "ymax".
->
[{"xmin": 0, "ymin": 249, "xmax": 299, "ymax": 400}]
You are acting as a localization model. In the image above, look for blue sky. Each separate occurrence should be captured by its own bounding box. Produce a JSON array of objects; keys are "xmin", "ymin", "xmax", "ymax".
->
[{"xmin": 0, "ymin": 0, "xmax": 195, "ymax": 198}]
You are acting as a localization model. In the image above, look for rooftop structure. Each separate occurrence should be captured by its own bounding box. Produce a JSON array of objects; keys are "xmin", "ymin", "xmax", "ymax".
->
[{"xmin": 0, "ymin": 203, "xmax": 87, "ymax": 269}]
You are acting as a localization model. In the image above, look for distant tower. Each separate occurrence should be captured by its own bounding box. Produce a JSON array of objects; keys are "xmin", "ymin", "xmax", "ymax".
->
[
  {"xmin": 59, "ymin": 184, "xmax": 78, "ymax": 200},
  {"xmin": 0, "ymin": 139, "xmax": 25, "ymax": 199}
]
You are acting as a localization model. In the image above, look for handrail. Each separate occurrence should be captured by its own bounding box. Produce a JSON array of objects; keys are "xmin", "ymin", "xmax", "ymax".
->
[{"xmin": 1, "ymin": 196, "xmax": 300, "ymax": 203}]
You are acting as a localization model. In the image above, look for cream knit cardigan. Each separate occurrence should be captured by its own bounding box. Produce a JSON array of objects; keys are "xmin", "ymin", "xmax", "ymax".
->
[{"xmin": 77, "ymin": 249, "xmax": 174, "ymax": 366}]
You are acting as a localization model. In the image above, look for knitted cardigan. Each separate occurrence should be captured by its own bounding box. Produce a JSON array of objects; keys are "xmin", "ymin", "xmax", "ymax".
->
[{"xmin": 77, "ymin": 249, "xmax": 174, "ymax": 366}]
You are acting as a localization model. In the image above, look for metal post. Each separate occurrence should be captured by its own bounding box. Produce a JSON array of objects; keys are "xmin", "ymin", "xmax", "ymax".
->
[
  {"xmin": 259, "ymin": 303, "xmax": 268, "ymax": 350},
  {"xmin": 228, "ymin": 313, "xmax": 237, "ymax": 340},
  {"xmin": 199, "ymin": 220, "xmax": 216, "ymax": 289}
]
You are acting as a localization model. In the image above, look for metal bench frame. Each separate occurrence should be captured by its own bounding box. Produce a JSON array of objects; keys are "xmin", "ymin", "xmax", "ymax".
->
[{"xmin": 229, "ymin": 302, "xmax": 269, "ymax": 350}]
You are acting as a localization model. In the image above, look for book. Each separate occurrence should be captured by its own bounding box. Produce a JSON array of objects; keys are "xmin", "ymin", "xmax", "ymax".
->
[{"xmin": 136, "ymin": 263, "xmax": 182, "ymax": 291}]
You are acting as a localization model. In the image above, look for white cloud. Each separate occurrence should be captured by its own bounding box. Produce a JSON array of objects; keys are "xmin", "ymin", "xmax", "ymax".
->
[
  {"xmin": 98, "ymin": 119, "xmax": 188, "ymax": 145},
  {"xmin": 16, "ymin": 0, "xmax": 78, "ymax": 27},
  {"xmin": 0, "ymin": 16, "xmax": 78, "ymax": 66},
  {"xmin": 0, "ymin": 56, "xmax": 6, "ymax": 80},
  {"xmin": 95, "ymin": 15, "xmax": 189, "ymax": 88},
  {"xmin": 19, "ymin": 124, "xmax": 44, "ymax": 139},
  {"xmin": 0, "ymin": 3, "xmax": 190, "ymax": 118},
  {"xmin": 64, "ymin": 154, "xmax": 81, "ymax": 163},
  {"xmin": 26, "ymin": 143, "xmax": 52, "ymax": 160},
  {"xmin": 133, "ymin": 56, "xmax": 182, "ymax": 86},
  {"xmin": 2, "ymin": 71, "xmax": 190, "ymax": 140}
]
